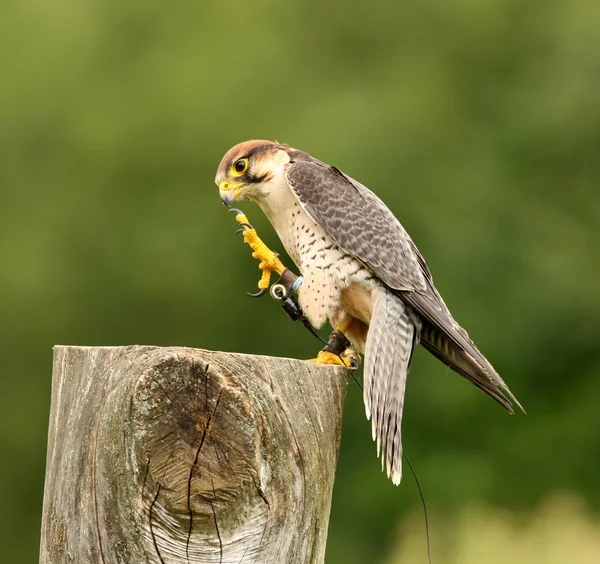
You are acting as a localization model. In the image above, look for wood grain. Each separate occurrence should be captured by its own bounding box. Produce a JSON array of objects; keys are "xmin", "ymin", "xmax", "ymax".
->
[{"xmin": 40, "ymin": 346, "xmax": 349, "ymax": 564}]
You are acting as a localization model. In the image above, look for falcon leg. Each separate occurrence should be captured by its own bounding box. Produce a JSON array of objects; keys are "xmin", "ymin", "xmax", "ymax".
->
[
  {"xmin": 230, "ymin": 209, "xmax": 286, "ymax": 294},
  {"xmin": 229, "ymin": 208, "xmax": 359, "ymax": 368},
  {"xmin": 309, "ymin": 317, "xmax": 361, "ymax": 369}
]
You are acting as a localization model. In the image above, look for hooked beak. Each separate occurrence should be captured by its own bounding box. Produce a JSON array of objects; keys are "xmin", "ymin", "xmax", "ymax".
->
[{"xmin": 219, "ymin": 180, "xmax": 243, "ymax": 207}]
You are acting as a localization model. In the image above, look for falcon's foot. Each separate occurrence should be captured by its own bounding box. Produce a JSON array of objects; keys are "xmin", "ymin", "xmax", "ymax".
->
[
  {"xmin": 308, "ymin": 348, "xmax": 361, "ymax": 369},
  {"xmin": 231, "ymin": 209, "xmax": 286, "ymax": 292}
]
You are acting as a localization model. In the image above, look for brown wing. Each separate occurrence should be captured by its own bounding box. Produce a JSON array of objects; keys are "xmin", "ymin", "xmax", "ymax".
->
[
  {"xmin": 285, "ymin": 155, "xmax": 429, "ymax": 293},
  {"xmin": 285, "ymin": 157, "xmax": 523, "ymax": 413}
]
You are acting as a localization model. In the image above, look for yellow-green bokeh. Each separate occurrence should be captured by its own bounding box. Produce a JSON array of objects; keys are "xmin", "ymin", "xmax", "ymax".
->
[{"xmin": 1, "ymin": 1, "xmax": 599, "ymax": 562}]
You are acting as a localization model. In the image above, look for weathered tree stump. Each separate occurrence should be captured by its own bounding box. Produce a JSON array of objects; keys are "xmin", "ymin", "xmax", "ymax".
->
[{"xmin": 40, "ymin": 346, "xmax": 349, "ymax": 563}]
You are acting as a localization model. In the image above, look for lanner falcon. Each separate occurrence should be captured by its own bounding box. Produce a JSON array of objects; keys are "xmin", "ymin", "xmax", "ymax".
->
[{"xmin": 216, "ymin": 140, "xmax": 523, "ymax": 485}]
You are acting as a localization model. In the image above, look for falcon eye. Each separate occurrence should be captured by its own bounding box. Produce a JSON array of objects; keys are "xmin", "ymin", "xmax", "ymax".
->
[{"xmin": 231, "ymin": 158, "xmax": 249, "ymax": 176}]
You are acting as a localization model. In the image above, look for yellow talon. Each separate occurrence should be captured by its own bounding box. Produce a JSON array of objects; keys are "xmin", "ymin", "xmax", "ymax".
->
[
  {"xmin": 234, "ymin": 211, "xmax": 286, "ymax": 289},
  {"xmin": 308, "ymin": 349, "xmax": 360, "ymax": 368},
  {"xmin": 258, "ymin": 268, "xmax": 271, "ymax": 289},
  {"xmin": 235, "ymin": 213, "xmax": 251, "ymax": 225}
]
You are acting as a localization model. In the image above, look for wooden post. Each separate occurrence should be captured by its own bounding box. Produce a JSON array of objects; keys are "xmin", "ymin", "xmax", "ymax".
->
[{"xmin": 40, "ymin": 346, "xmax": 349, "ymax": 564}]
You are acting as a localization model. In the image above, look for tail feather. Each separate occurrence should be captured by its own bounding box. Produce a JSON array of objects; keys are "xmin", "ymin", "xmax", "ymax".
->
[
  {"xmin": 364, "ymin": 286, "xmax": 420, "ymax": 485},
  {"xmin": 400, "ymin": 288, "xmax": 524, "ymax": 414},
  {"xmin": 420, "ymin": 323, "xmax": 524, "ymax": 414}
]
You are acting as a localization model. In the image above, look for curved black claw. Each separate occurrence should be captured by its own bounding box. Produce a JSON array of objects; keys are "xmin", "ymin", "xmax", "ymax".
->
[
  {"xmin": 348, "ymin": 357, "xmax": 360, "ymax": 370},
  {"xmin": 229, "ymin": 208, "xmax": 245, "ymax": 215},
  {"xmin": 234, "ymin": 223, "xmax": 254, "ymax": 235},
  {"xmin": 339, "ymin": 347, "xmax": 361, "ymax": 370},
  {"xmin": 247, "ymin": 288, "xmax": 267, "ymax": 298}
]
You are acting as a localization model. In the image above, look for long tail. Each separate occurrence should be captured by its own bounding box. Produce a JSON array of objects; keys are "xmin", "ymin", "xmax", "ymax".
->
[
  {"xmin": 364, "ymin": 286, "xmax": 420, "ymax": 485},
  {"xmin": 420, "ymin": 322, "xmax": 524, "ymax": 414}
]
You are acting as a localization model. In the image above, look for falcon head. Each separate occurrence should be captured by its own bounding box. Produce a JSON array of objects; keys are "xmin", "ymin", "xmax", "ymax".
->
[{"xmin": 216, "ymin": 140, "xmax": 292, "ymax": 206}]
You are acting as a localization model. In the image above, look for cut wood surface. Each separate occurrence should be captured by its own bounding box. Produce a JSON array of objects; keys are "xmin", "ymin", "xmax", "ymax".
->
[{"xmin": 40, "ymin": 346, "xmax": 349, "ymax": 564}]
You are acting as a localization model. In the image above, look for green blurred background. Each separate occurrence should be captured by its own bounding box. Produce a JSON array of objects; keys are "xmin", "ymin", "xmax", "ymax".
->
[{"xmin": 1, "ymin": 0, "xmax": 599, "ymax": 562}]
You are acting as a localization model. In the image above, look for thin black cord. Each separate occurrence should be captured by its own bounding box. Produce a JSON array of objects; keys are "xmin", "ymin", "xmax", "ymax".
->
[
  {"xmin": 286, "ymin": 298, "xmax": 433, "ymax": 562},
  {"xmin": 349, "ymin": 372, "xmax": 432, "ymax": 564},
  {"xmin": 350, "ymin": 371, "xmax": 363, "ymax": 390},
  {"xmin": 403, "ymin": 450, "xmax": 433, "ymax": 564}
]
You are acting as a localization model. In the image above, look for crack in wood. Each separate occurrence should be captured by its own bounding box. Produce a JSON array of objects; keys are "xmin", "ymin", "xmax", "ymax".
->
[
  {"xmin": 186, "ymin": 387, "xmax": 223, "ymax": 562},
  {"xmin": 254, "ymin": 477, "xmax": 270, "ymax": 510},
  {"xmin": 153, "ymin": 378, "xmax": 195, "ymax": 420},
  {"xmin": 237, "ymin": 545, "xmax": 250, "ymax": 564},
  {"xmin": 149, "ymin": 484, "xmax": 165, "ymax": 564},
  {"xmin": 174, "ymin": 352, "xmax": 197, "ymax": 415},
  {"xmin": 210, "ymin": 476, "xmax": 224, "ymax": 564}
]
